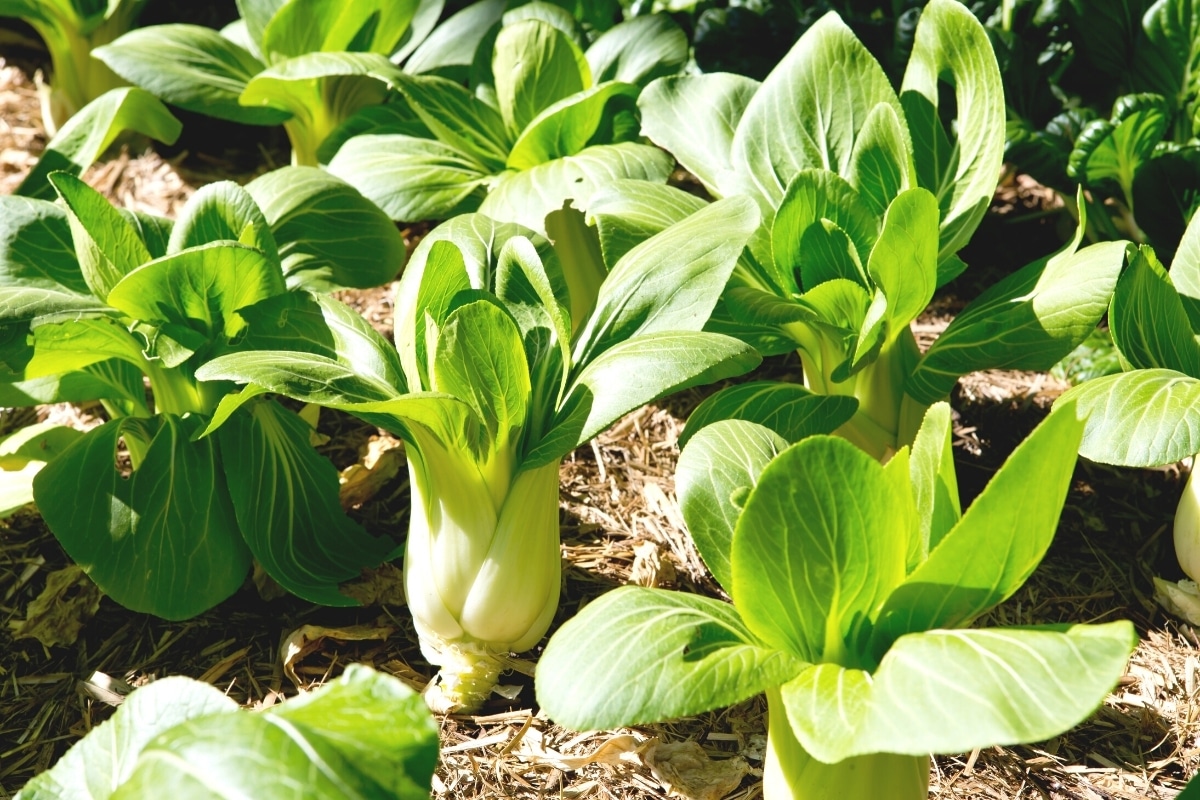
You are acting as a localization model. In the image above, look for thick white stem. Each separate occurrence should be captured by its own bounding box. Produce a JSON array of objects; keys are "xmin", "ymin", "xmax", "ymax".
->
[{"xmin": 1174, "ymin": 461, "xmax": 1200, "ymax": 582}]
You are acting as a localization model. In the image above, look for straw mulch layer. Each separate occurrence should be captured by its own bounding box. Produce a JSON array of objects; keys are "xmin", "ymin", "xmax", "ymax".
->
[{"xmin": 0, "ymin": 57, "xmax": 1196, "ymax": 800}]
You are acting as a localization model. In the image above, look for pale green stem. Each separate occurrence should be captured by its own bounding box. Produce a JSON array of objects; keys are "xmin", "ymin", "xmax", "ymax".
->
[
  {"xmin": 1174, "ymin": 459, "xmax": 1200, "ymax": 582},
  {"xmin": 145, "ymin": 362, "xmax": 226, "ymax": 417},
  {"xmin": 762, "ymin": 689, "xmax": 929, "ymax": 800}
]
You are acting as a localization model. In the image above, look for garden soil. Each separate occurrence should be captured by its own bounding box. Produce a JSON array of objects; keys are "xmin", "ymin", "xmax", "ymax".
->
[{"xmin": 0, "ymin": 57, "xmax": 1196, "ymax": 800}]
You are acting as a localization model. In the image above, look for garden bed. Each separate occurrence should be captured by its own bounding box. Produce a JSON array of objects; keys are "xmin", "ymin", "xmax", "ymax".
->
[{"xmin": 0, "ymin": 55, "xmax": 1196, "ymax": 800}]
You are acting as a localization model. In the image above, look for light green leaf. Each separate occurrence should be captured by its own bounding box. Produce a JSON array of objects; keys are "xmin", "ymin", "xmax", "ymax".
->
[
  {"xmin": 867, "ymin": 187, "xmax": 939, "ymax": 340},
  {"xmin": 0, "ymin": 196, "xmax": 86, "ymax": 294},
  {"xmin": 677, "ymin": 420, "xmax": 788, "ymax": 593},
  {"xmin": 507, "ymin": 81, "xmax": 641, "ymax": 169},
  {"xmin": 1068, "ymin": 94, "xmax": 1170, "ymax": 209},
  {"xmin": 260, "ymin": 0, "xmax": 418, "ymax": 60},
  {"xmin": 1109, "ymin": 245, "xmax": 1200, "ymax": 374},
  {"xmin": 168, "ymin": 180, "xmax": 278, "ymax": 264},
  {"xmin": 216, "ymin": 400, "xmax": 396, "ymax": 606},
  {"xmin": 871, "ymin": 402, "xmax": 1083, "ymax": 651},
  {"xmin": 50, "ymin": 172, "xmax": 151, "ymax": 302},
  {"xmin": 401, "ymin": 0, "xmax": 504, "ymax": 78},
  {"xmin": 846, "ymin": 102, "xmax": 915, "ymax": 221},
  {"xmin": 680, "ymin": 381, "xmax": 857, "ymax": 449},
  {"xmin": 493, "ymin": 19, "xmax": 588, "ymax": 137},
  {"xmin": 327, "ymin": 134, "xmax": 488, "ymax": 223},
  {"xmin": 14, "ymin": 677, "xmax": 238, "ymax": 800},
  {"xmin": 586, "ymin": 180, "xmax": 707, "ymax": 266},
  {"xmin": 1170, "ymin": 197, "xmax": 1200, "ymax": 329},
  {"xmin": 638, "ymin": 73, "xmax": 759, "ymax": 198},
  {"xmin": 0, "ymin": 423, "xmax": 83, "ymax": 518},
  {"xmin": 586, "ymin": 13, "xmax": 686, "ymax": 89},
  {"xmin": 395, "ymin": 72, "xmax": 511, "ymax": 170},
  {"xmin": 900, "ymin": 0, "xmax": 1005, "ymax": 262},
  {"xmin": 772, "ymin": 170, "xmax": 877, "ymax": 293},
  {"xmin": 907, "ymin": 240, "xmax": 1128, "ymax": 405},
  {"xmin": 908, "ymin": 401, "xmax": 959, "ymax": 557},
  {"xmin": 731, "ymin": 436, "xmax": 911, "ymax": 665},
  {"xmin": 244, "ymin": 166, "xmax": 406, "ymax": 290},
  {"xmin": 481, "ymin": 142, "xmax": 673, "ymax": 234},
  {"xmin": 95, "ymin": 25, "xmax": 290, "ymax": 125},
  {"xmin": 785, "ymin": 623, "xmax": 1137, "ymax": 762},
  {"xmin": 197, "ymin": 350, "xmax": 400, "ymax": 408},
  {"xmin": 16, "ymin": 88, "xmax": 181, "ymax": 201},
  {"xmin": 535, "ymin": 585, "xmax": 805, "ymax": 731},
  {"xmin": 1060, "ymin": 368, "xmax": 1200, "ymax": 467},
  {"xmin": 236, "ymin": 0, "xmax": 285, "ymax": 51},
  {"xmin": 24, "ymin": 317, "xmax": 145, "ymax": 379},
  {"xmin": 32, "ymin": 416, "xmax": 252, "ymax": 619}
]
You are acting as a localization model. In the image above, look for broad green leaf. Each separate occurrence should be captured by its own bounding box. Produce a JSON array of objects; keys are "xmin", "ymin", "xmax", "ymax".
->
[
  {"xmin": 197, "ymin": 350, "xmax": 400, "ymax": 408},
  {"xmin": 772, "ymin": 170, "xmax": 877, "ymax": 293},
  {"xmin": 908, "ymin": 401, "xmax": 959, "ymax": 557},
  {"xmin": 480, "ymin": 142, "xmax": 673, "ymax": 234},
  {"xmin": 1110, "ymin": 246, "xmax": 1200, "ymax": 374},
  {"xmin": 0, "ymin": 423, "xmax": 83, "ymax": 518},
  {"xmin": 507, "ymin": 81, "xmax": 640, "ymax": 169},
  {"xmin": 493, "ymin": 19, "xmax": 588, "ymax": 137},
  {"xmin": 327, "ymin": 134, "xmax": 488, "ymax": 223},
  {"xmin": 730, "ymin": 11, "xmax": 903, "ymax": 215},
  {"xmin": 32, "ymin": 416, "xmax": 252, "ymax": 619},
  {"xmin": 235, "ymin": 0, "xmax": 285, "ymax": 51},
  {"xmin": 526, "ymin": 331, "xmax": 760, "ymax": 468},
  {"xmin": 126, "ymin": 211, "xmax": 174, "ymax": 260},
  {"xmin": 95, "ymin": 25, "xmax": 290, "ymax": 125},
  {"xmin": 785, "ymin": 623, "xmax": 1137, "ymax": 762},
  {"xmin": 1170, "ymin": 194, "xmax": 1200, "ymax": 329},
  {"xmin": 1067, "ymin": 94, "xmax": 1170, "ymax": 208},
  {"xmin": 14, "ymin": 677, "xmax": 238, "ymax": 800},
  {"xmin": 573, "ymin": 196, "xmax": 759, "ymax": 365},
  {"xmin": 871, "ymin": 403, "xmax": 1084, "ymax": 651},
  {"xmin": 395, "ymin": 72, "xmax": 511, "ymax": 170},
  {"xmin": 586, "ymin": 180, "xmax": 707, "ymax": 266},
  {"xmin": 732, "ymin": 436, "xmax": 910, "ymax": 665},
  {"xmin": 1132, "ymin": 0, "xmax": 1200, "ymax": 105},
  {"xmin": 585, "ymin": 14, "xmax": 686, "ymax": 89},
  {"xmin": 1060, "ymin": 368, "xmax": 1200, "ymax": 466},
  {"xmin": 107, "ymin": 242, "xmax": 286, "ymax": 346},
  {"xmin": 401, "ymin": 0, "xmax": 505, "ymax": 78},
  {"xmin": 50, "ymin": 172, "xmax": 151, "ymax": 302},
  {"xmin": 16, "ymin": 88, "xmax": 181, "ymax": 201},
  {"xmin": 900, "ymin": 0, "xmax": 1005, "ymax": 262},
  {"xmin": 677, "ymin": 420, "xmax": 788, "ymax": 593},
  {"xmin": 907, "ymin": 240, "xmax": 1128, "ymax": 405},
  {"xmin": 638, "ymin": 73, "xmax": 760, "ymax": 198},
  {"xmin": 846, "ymin": 102, "xmax": 915, "ymax": 220},
  {"xmin": 0, "ymin": 361, "xmax": 145, "ymax": 410},
  {"xmin": 317, "ymin": 101, "xmax": 431, "ymax": 163},
  {"xmin": 535, "ymin": 586, "xmax": 805, "ymax": 731},
  {"xmin": 244, "ymin": 166, "xmax": 406, "ymax": 290},
  {"xmin": 0, "ymin": 196, "xmax": 86, "ymax": 295},
  {"xmin": 867, "ymin": 187, "xmax": 939, "ymax": 340},
  {"xmin": 216, "ymin": 400, "xmax": 396, "ymax": 606},
  {"xmin": 167, "ymin": 181, "xmax": 278, "ymax": 264},
  {"xmin": 260, "ymin": 0, "xmax": 418, "ymax": 60},
  {"xmin": 24, "ymin": 317, "xmax": 145, "ymax": 379},
  {"xmin": 433, "ymin": 299, "xmax": 530, "ymax": 445},
  {"xmin": 680, "ymin": 382, "xmax": 857, "ymax": 449},
  {"xmin": 390, "ymin": 0, "xmax": 444, "ymax": 65}
]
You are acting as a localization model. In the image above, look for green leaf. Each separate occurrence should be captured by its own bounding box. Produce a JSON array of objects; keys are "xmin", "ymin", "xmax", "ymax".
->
[
  {"xmin": 479, "ymin": 142, "xmax": 673, "ymax": 234},
  {"xmin": 872, "ymin": 402, "xmax": 1083, "ymax": 651},
  {"xmin": 401, "ymin": 0, "xmax": 504, "ymax": 79},
  {"xmin": 1167, "ymin": 185, "xmax": 1200, "ymax": 328},
  {"xmin": 32, "ymin": 416, "xmax": 252, "ymax": 619},
  {"xmin": 260, "ymin": 0, "xmax": 418, "ymax": 59},
  {"xmin": 867, "ymin": 187, "xmax": 939, "ymax": 340},
  {"xmin": 907, "ymin": 401, "xmax": 959, "ymax": 557},
  {"xmin": 846, "ymin": 102, "xmax": 915, "ymax": 221},
  {"xmin": 1060, "ymin": 369, "xmax": 1200, "ymax": 467},
  {"xmin": 197, "ymin": 350, "xmax": 400, "ymax": 408},
  {"xmin": 535, "ymin": 585, "xmax": 805, "ymax": 731},
  {"xmin": 587, "ymin": 180, "xmax": 707, "ymax": 267},
  {"xmin": 327, "ymin": 134, "xmax": 488, "ymax": 223},
  {"xmin": 236, "ymin": 0, "xmax": 285, "ymax": 51},
  {"xmin": 772, "ymin": 170, "xmax": 878, "ymax": 293},
  {"xmin": 0, "ymin": 196, "xmax": 87, "ymax": 296},
  {"xmin": 507, "ymin": 81, "xmax": 641, "ymax": 169},
  {"xmin": 732, "ymin": 436, "xmax": 912, "ymax": 665},
  {"xmin": 216, "ymin": 400, "xmax": 396, "ymax": 606},
  {"xmin": 167, "ymin": 180, "xmax": 278, "ymax": 264},
  {"xmin": 730, "ymin": 11, "xmax": 903, "ymax": 215},
  {"xmin": 585, "ymin": 14, "xmax": 686, "ymax": 89},
  {"xmin": 1068, "ymin": 94, "xmax": 1170, "ymax": 208},
  {"xmin": 24, "ymin": 317, "xmax": 145, "ymax": 379},
  {"xmin": 244, "ymin": 166, "xmax": 406, "ymax": 290},
  {"xmin": 900, "ymin": 0, "xmax": 1005, "ymax": 262},
  {"xmin": 681, "ymin": 381, "xmax": 857, "ymax": 449},
  {"xmin": 573, "ymin": 196, "xmax": 759, "ymax": 365},
  {"xmin": 1110, "ymin": 245, "xmax": 1200, "ymax": 374},
  {"xmin": 0, "ymin": 361, "xmax": 145, "ymax": 410},
  {"xmin": 528, "ymin": 331, "xmax": 760, "ymax": 467},
  {"xmin": 677, "ymin": 420, "xmax": 788, "ymax": 593},
  {"xmin": 107, "ymin": 242, "xmax": 286, "ymax": 345},
  {"xmin": 907, "ymin": 240, "xmax": 1128, "ymax": 405},
  {"xmin": 14, "ymin": 677, "xmax": 238, "ymax": 800},
  {"xmin": 50, "ymin": 172, "xmax": 151, "ymax": 302},
  {"xmin": 395, "ymin": 72, "xmax": 511, "ymax": 170},
  {"xmin": 16, "ymin": 88, "xmax": 181, "ymax": 201},
  {"xmin": 493, "ymin": 19, "xmax": 588, "ymax": 137},
  {"xmin": 784, "ymin": 623, "xmax": 1137, "ymax": 762},
  {"xmin": 638, "ymin": 73, "xmax": 760, "ymax": 198},
  {"xmin": 0, "ymin": 423, "xmax": 83, "ymax": 518},
  {"xmin": 317, "ymin": 101, "xmax": 431, "ymax": 163},
  {"xmin": 95, "ymin": 25, "xmax": 290, "ymax": 126}
]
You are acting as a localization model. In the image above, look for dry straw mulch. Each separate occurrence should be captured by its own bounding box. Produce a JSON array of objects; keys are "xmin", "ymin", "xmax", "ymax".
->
[{"xmin": 0, "ymin": 57, "xmax": 1197, "ymax": 800}]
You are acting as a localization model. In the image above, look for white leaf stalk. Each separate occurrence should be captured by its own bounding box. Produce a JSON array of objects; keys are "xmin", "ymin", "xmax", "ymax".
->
[
  {"xmin": 1175, "ymin": 459, "xmax": 1200, "ymax": 583},
  {"xmin": 763, "ymin": 689, "xmax": 928, "ymax": 800}
]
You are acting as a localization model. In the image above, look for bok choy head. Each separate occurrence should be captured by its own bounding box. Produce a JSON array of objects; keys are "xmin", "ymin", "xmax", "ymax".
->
[
  {"xmin": 199, "ymin": 196, "xmax": 763, "ymax": 712},
  {"xmin": 619, "ymin": 0, "xmax": 1126, "ymax": 460},
  {"xmin": 536, "ymin": 402, "xmax": 1136, "ymax": 800},
  {"xmin": 0, "ymin": 169, "xmax": 404, "ymax": 619}
]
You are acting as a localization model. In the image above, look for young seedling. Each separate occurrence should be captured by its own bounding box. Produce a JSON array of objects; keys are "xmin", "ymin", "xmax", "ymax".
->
[{"xmin": 537, "ymin": 402, "xmax": 1136, "ymax": 799}]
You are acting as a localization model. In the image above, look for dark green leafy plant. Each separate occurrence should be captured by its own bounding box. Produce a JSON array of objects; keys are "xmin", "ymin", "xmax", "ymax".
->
[
  {"xmin": 198, "ymin": 198, "xmax": 762, "ymax": 712},
  {"xmin": 14, "ymin": 664, "xmax": 439, "ymax": 800},
  {"xmin": 537, "ymin": 402, "xmax": 1136, "ymax": 799},
  {"xmin": 326, "ymin": 2, "xmax": 687, "ymax": 230},
  {"xmin": 0, "ymin": 170, "xmax": 404, "ymax": 619},
  {"xmin": 0, "ymin": 0, "xmax": 147, "ymax": 132},
  {"xmin": 94, "ymin": 0, "xmax": 505, "ymax": 165}
]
